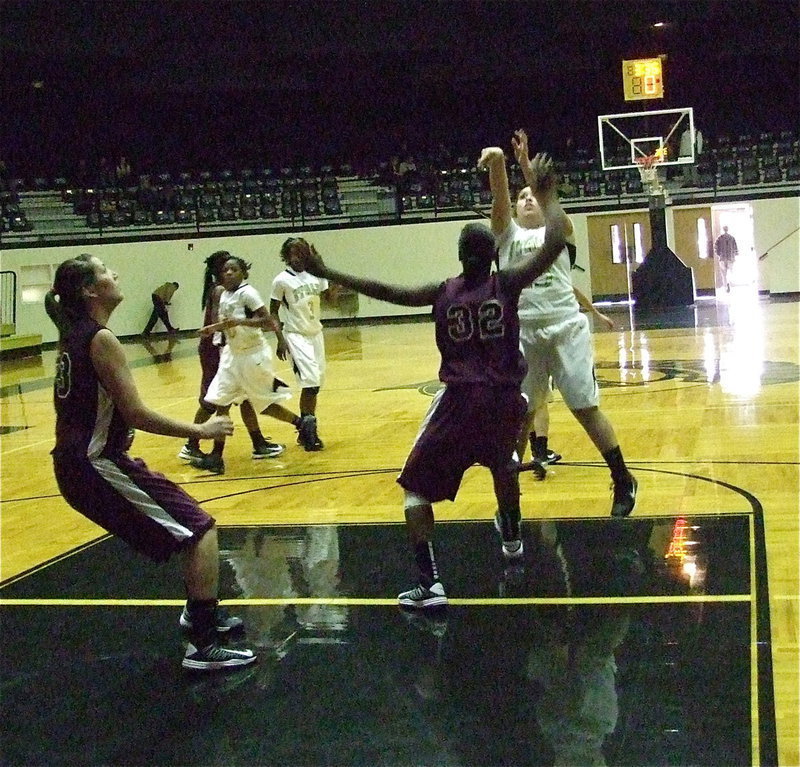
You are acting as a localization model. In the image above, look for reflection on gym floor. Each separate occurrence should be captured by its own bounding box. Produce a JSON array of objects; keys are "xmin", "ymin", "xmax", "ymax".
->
[{"xmin": 0, "ymin": 514, "xmax": 762, "ymax": 766}]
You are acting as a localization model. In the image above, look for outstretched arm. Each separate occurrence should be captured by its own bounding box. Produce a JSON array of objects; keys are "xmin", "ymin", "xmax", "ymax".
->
[
  {"xmin": 477, "ymin": 146, "xmax": 512, "ymax": 235},
  {"xmin": 91, "ymin": 329, "xmax": 233, "ymax": 441},
  {"xmin": 573, "ymin": 287, "xmax": 615, "ymax": 329},
  {"xmin": 500, "ymin": 153, "xmax": 569, "ymax": 293},
  {"xmin": 303, "ymin": 245, "xmax": 440, "ymax": 307}
]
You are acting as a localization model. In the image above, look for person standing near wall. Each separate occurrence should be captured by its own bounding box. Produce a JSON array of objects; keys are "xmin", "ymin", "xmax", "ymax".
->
[
  {"xmin": 714, "ymin": 226, "xmax": 738, "ymax": 292},
  {"xmin": 142, "ymin": 281, "xmax": 180, "ymax": 336}
]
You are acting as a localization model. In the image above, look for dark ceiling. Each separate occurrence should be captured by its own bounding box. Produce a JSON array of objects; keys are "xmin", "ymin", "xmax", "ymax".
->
[{"xmin": 2, "ymin": 0, "xmax": 798, "ymax": 173}]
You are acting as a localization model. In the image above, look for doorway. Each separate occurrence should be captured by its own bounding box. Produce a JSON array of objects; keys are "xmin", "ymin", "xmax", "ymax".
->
[{"xmin": 710, "ymin": 204, "xmax": 757, "ymax": 298}]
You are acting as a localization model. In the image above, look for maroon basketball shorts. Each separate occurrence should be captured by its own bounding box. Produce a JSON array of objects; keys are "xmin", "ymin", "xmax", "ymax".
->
[
  {"xmin": 53, "ymin": 452, "xmax": 215, "ymax": 562},
  {"xmin": 398, "ymin": 383, "xmax": 526, "ymax": 503},
  {"xmin": 198, "ymin": 338, "xmax": 222, "ymax": 401}
]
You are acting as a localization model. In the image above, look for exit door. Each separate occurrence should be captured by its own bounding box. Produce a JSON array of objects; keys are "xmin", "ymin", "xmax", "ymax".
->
[{"xmin": 586, "ymin": 211, "xmax": 652, "ymax": 300}]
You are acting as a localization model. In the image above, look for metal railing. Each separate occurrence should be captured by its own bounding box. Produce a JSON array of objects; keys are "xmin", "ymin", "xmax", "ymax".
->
[{"xmin": 1, "ymin": 270, "xmax": 17, "ymax": 335}]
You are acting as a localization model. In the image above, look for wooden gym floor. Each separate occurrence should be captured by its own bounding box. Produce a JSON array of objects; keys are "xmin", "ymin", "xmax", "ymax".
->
[{"xmin": 0, "ymin": 290, "xmax": 797, "ymax": 766}]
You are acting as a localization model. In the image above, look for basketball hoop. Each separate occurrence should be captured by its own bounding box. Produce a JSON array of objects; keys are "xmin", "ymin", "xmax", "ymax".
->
[{"xmin": 635, "ymin": 152, "xmax": 666, "ymax": 196}]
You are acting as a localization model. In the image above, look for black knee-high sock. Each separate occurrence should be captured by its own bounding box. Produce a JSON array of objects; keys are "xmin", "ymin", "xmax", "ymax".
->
[
  {"xmin": 602, "ymin": 445, "xmax": 629, "ymax": 483},
  {"xmin": 533, "ymin": 435, "xmax": 548, "ymax": 461},
  {"xmin": 210, "ymin": 440, "xmax": 225, "ymax": 457},
  {"xmin": 498, "ymin": 505, "xmax": 521, "ymax": 541},
  {"xmin": 412, "ymin": 541, "xmax": 439, "ymax": 587},
  {"xmin": 248, "ymin": 428, "xmax": 265, "ymax": 448},
  {"xmin": 186, "ymin": 598, "xmax": 218, "ymax": 646}
]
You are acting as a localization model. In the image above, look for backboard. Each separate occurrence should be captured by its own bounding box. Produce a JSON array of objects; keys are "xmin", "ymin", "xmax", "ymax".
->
[{"xmin": 598, "ymin": 107, "xmax": 695, "ymax": 171}]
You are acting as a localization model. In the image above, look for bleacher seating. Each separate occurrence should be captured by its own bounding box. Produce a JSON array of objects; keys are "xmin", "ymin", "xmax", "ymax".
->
[{"xmin": 2, "ymin": 126, "xmax": 797, "ymax": 240}]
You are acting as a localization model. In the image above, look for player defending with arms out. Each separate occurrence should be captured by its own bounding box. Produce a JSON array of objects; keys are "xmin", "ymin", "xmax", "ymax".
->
[
  {"xmin": 46, "ymin": 254, "xmax": 255, "ymax": 671},
  {"xmin": 482, "ymin": 130, "xmax": 636, "ymax": 517},
  {"xmin": 269, "ymin": 237, "xmax": 329, "ymax": 451},
  {"xmin": 190, "ymin": 256, "xmax": 319, "ymax": 475},
  {"xmin": 304, "ymin": 153, "xmax": 569, "ymax": 608}
]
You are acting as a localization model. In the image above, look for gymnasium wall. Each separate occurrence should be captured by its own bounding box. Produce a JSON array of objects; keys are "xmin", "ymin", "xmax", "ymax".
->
[{"xmin": 1, "ymin": 194, "xmax": 797, "ymax": 344}]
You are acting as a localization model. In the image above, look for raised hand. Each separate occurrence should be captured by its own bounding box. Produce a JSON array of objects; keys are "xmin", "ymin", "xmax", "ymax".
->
[
  {"xmin": 477, "ymin": 146, "xmax": 505, "ymax": 170},
  {"xmin": 511, "ymin": 129, "xmax": 530, "ymax": 167},
  {"xmin": 528, "ymin": 153, "xmax": 557, "ymax": 196},
  {"xmin": 304, "ymin": 243, "xmax": 326, "ymax": 277}
]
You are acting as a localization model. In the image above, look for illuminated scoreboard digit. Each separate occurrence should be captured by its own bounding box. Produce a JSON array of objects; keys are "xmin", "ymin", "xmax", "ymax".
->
[{"xmin": 622, "ymin": 57, "xmax": 664, "ymax": 101}]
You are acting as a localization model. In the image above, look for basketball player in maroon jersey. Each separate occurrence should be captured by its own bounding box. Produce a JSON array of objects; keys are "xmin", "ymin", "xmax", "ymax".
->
[
  {"xmin": 46, "ymin": 254, "xmax": 256, "ymax": 670},
  {"xmin": 303, "ymin": 153, "xmax": 568, "ymax": 608}
]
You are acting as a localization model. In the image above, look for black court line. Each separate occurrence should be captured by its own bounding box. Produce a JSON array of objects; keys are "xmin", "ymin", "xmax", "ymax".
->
[{"xmin": 2, "ymin": 459, "xmax": 798, "ymax": 506}]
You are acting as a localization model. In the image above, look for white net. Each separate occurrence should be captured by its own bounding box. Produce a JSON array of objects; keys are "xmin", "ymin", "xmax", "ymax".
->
[{"xmin": 635, "ymin": 155, "xmax": 666, "ymax": 196}]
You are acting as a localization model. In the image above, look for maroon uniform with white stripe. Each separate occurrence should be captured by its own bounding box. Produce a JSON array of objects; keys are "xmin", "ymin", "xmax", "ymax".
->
[
  {"xmin": 398, "ymin": 273, "xmax": 527, "ymax": 502},
  {"xmin": 51, "ymin": 317, "xmax": 214, "ymax": 561}
]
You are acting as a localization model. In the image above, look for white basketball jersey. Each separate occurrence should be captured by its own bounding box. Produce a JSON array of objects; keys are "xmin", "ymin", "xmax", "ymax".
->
[
  {"xmin": 218, "ymin": 282, "xmax": 268, "ymax": 353},
  {"xmin": 496, "ymin": 219, "xmax": 578, "ymax": 327},
  {"xmin": 270, "ymin": 269, "xmax": 328, "ymax": 336}
]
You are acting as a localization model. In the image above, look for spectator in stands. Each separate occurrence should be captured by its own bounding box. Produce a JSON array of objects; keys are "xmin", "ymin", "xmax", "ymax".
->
[
  {"xmin": 158, "ymin": 180, "xmax": 177, "ymax": 211},
  {"xmin": 97, "ymin": 157, "xmax": 114, "ymax": 189},
  {"xmin": 390, "ymin": 155, "xmax": 402, "ymax": 180},
  {"xmin": 75, "ymin": 158, "xmax": 90, "ymax": 188},
  {"xmin": 116, "ymin": 156, "xmax": 132, "ymax": 187},
  {"xmin": 142, "ymin": 281, "xmax": 180, "ymax": 335},
  {"xmin": 398, "ymin": 154, "xmax": 418, "ymax": 179},
  {"xmin": 137, "ymin": 175, "xmax": 158, "ymax": 211},
  {"xmin": 679, "ymin": 126, "xmax": 703, "ymax": 186}
]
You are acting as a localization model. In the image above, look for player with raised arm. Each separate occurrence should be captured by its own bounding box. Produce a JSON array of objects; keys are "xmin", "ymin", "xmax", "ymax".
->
[
  {"xmin": 482, "ymin": 130, "xmax": 636, "ymax": 517},
  {"xmin": 303, "ymin": 153, "xmax": 569, "ymax": 608}
]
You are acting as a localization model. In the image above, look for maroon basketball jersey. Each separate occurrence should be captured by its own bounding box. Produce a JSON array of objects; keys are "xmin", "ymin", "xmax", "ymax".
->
[
  {"xmin": 52, "ymin": 317, "xmax": 129, "ymax": 459},
  {"xmin": 433, "ymin": 273, "xmax": 526, "ymax": 386}
]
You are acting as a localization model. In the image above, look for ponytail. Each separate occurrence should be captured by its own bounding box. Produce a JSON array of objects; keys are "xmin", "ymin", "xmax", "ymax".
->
[
  {"xmin": 48, "ymin": 254, "xmax": 97, "ymax": 337},
  {"xmin": 44, "ymin": 290, "xmax": 67, "ymax": 334},
  {"xmin": 203, "ymin": 250, "xmax": 232, "ymax": 308}
]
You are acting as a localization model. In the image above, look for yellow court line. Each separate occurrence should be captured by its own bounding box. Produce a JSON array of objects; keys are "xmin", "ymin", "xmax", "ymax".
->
[{"xmin": 0, "ymin": 594, "xmax": 751, "ymax": 607}]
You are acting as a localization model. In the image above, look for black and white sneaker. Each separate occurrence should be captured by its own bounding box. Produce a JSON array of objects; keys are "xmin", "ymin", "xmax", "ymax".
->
[
  {"xmin": 543, "ymin": 449, "xmax": 562, "ymax": 465},
  {"xmin": 190, "ymin": 453, "xmax": 225, "ymax": 475},
  {"xmin": 610, "ymin": 473, "xmax": 638, "ymax": 517},
  {"xmin": 178, "ymin": 444, "xmax": 206, "ymax": 461},
  {"xmin": 252, "ymin": 440, "xmax": 285, "ymax": 459},
  {"xmin": 297, "ymin": 414, "xmax": 324, "ymax": 451},
  {"xmin": 397, "ymin": 582, "xmax": 448, "ymax": 609},
  {"xmin": 182, "ymin": 643, "xmax": 256, "ymax": 671},
  {"xmin": 179, "ymin": 604, "xmax": 245, "ymax": 634}
]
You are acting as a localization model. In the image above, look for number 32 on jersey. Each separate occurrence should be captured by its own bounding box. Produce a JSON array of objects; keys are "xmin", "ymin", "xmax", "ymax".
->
[{"xmin": 447, "ymin": 300, "xmax": 505, "ymax": 341}]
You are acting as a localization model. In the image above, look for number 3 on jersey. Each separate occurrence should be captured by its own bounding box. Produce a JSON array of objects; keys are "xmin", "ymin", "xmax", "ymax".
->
[{"xmin": 447, "ymin": 300, "xmax": 505, "ymax": 341}]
